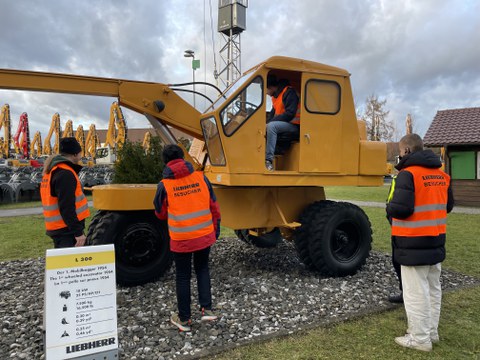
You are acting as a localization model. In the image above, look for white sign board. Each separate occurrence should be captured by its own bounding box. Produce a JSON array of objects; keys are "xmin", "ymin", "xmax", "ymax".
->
[{"xmin": 44, "ymin": 245, "xmax": 118, "ymax": 360}]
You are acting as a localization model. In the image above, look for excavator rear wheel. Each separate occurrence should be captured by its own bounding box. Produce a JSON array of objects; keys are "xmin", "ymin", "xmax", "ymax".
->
[
  {"xmin": 295, "ymin": 201, "xmax": 372, "ymax": 276},
  {"xmin": 86, "ymin": 210, "xmax": 172, "ymax": 286}
]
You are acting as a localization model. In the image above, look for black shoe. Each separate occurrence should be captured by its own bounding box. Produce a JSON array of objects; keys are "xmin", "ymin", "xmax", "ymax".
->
[{"xmin": 388, "ymin": 292, "xmax": 403, "ymax": 304}]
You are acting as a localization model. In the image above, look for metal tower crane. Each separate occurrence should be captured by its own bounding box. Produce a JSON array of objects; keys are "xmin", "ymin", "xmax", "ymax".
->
[{"xmin": 216, "ymin": 0, "xmax": 247, "ymax": 88}]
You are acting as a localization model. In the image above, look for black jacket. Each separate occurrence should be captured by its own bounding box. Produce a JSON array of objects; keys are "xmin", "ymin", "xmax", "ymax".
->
[
  {"xmin": 267, "ymin": 81, "xmax": 299, "ymax": 124},
  {"xmin": 44, "ymin": 155, "xmax": 85, "ymax": 237},
  {"xmin": 386, "ymin": 150, "xmax": 454, "ymax": 266}
]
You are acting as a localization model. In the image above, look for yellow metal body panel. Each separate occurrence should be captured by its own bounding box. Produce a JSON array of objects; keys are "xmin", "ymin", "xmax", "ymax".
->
[{"xmin": 91, "ymin": 184, "xmax": 326, "ymax": 229}]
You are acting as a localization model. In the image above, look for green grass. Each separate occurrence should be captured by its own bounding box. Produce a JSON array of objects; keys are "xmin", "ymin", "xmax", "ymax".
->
[
  {"xmin": 0, "ymin": 209, "xmax": 96, "ymax": 261},
  {"xmin": 325, "ymin": 185, "xmax": 391, "ymax": 203}
]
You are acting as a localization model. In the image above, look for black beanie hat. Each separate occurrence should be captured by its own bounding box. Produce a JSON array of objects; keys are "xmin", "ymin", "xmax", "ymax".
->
[
  {"xmin": 267, "ymin": 74, "xmax": 278, "ymax": 88},
  {"xmin": 60, "ymin": 137, "xmax": 82, "ymax": 155}
]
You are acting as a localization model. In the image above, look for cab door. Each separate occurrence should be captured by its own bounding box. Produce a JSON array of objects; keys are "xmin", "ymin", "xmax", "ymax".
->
[{"xmin": 299, "ymin": 73, "xmax": 343, "ymax": 173}]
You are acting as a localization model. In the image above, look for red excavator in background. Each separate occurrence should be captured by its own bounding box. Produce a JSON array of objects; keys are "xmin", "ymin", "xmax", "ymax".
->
[{"xmin": 12, "ymin": 112, "xmax": 30, "ymax": 159}]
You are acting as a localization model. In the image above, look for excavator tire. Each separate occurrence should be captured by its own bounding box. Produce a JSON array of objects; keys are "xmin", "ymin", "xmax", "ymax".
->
[
  {"xmin": 299, "ymin": 201, "xmax": 372, "ymax": 276},
  {"xmin": 86, "ymin": 210, "xmax": 172, "ymax": 286},
  {"xmin": 234, "ymin": 228, "xmax": 282, "ymax": 248},
  {"xmin": 294, "ymin": 200, "xmax": 334, "ymax": 270}
]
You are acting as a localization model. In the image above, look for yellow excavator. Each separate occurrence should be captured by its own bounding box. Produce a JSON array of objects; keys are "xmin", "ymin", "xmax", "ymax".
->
[
  {"xmin": 142, "ymin": 131, "xmax": 151, "ymax": 153},
  {"xmin": 43, "ymin": 113, "xmax": 61, "ymax": 155},
  {"xmin": 0, "ymin": 56, "xmax": 386, "ymax": 286},
  {"xmin": 84, "ymin": 123, "xmax": 99, "ymax": 160},
  {"xmin": 30, "ymin": 131, "xmax": 43, "ymax": 158},
  {"xmin": 62, "ymin": 119, "xmax": 74, "ymax": 138},
  {"xmin": 96, "ymin": 101, "xmax": 128, "ymax": 165},
  {"xmin": 75, "ymin": 124, "xmax": 85, "ymax": 155},
  {"xmin": 0, "ymin": 104, "xmax": 12, "ymax": 159}
]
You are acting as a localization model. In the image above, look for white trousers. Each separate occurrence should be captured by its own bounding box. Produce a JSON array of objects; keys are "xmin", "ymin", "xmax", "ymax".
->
[{"xmin": 401, "ymin": 263, "xmax": 442, "ymax": 343}]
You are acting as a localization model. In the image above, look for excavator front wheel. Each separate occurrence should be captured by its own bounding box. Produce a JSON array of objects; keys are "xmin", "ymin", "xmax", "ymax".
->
[
  {"xmin": 295, "ymin": 201, "xmax": 372, "ymax": 276},
  {"xmin": 87, "ymin": 210, "xmax": 172, "ymax": 286}
]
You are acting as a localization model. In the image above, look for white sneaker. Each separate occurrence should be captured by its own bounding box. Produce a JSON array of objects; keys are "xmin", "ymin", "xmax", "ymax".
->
[
  {"xmin": 395, "ymin": 334, "xmax": 432, "ymax": 352},
  {"xmin": 170, "ymin": 314, "xmax": 192, "ymax": 332},
  {"xmin": 201, "ymin": 308, "xmax": 218, "ymax": 321}
]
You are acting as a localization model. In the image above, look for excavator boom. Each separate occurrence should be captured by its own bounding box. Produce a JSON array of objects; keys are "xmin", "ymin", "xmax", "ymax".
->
[
  {"xmin": 0, "ymin": 104, "xmax": 12, "ymax": 158},
  {"xmin": 0, "ymin": 69, "xmax": 202, "ymax": 139}
]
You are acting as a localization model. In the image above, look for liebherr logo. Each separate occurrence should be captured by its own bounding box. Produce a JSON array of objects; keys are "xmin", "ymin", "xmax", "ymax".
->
[{"xmin": 66, "ymin": 337, "xmax": 115, "ymax": 354}]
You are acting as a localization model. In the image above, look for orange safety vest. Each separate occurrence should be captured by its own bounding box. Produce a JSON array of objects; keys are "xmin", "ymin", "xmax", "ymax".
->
[
  {"xmin": 162, "ymin": 171, "xmax": 214, "ymax": 241},
  {"xmin": 272, "ymin": 86, "xmax": 301, "ymax": 124},
  {"xmin": 40, "ymin": 163, "xmax": 90, "ymax": 231},
  {"xmin": 391, "ymin": 166, "xmax": 450, "ymax": 237}
]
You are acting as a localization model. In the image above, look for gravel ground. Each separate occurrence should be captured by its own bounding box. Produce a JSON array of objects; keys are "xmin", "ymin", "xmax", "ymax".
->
[{"xmin": 1, "ymin": 237, "xmax": 478, "ymax": 359}]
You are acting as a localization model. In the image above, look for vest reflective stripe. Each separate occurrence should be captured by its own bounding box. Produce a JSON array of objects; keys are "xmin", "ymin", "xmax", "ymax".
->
[
  {"xmin": 162, "ymin": 171, "xmax": 214, "ymax": 241},
  {"xmin": 414, "ymin": 204, "xmax": 446, "ymax": 212},
  {"xmin": 43, "ymin": 195, "xmax": 88, "ymax": 212},
  {"xmin": 40, "ymin": 163, "xmax": 90, "ymax": 231},
  {"xmin": 169, "ymin": 219, "xmax": 214, "ymax": 233},
  {"xmin": 272, "ymin": 86, "xmax": 301, "ymax": 124},
  {"xmin": 392, "ymin": 218, "xmax": 446, "ymax": 229},
  {"xmin": 386, "ymin": 176, "xmax": 396, "ymax": 203},
  {"xmin": 391, "ymin": 165, "xmax": 449, "ymax": 237},
  {"xmin": 168, "ymin": 208, "xmax": 211, "ymax": 221}
]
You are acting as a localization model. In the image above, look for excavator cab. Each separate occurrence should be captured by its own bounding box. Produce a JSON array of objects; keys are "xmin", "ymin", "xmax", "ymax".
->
[{"xmin": 198, "ymin": 57, "xmax": 385, "ymax": 187}]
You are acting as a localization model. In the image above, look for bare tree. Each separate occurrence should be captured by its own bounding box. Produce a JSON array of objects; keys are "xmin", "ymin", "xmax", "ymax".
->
[{"xmin": 360, "ymin": 94, "xmax": 394, "ymax": 141}]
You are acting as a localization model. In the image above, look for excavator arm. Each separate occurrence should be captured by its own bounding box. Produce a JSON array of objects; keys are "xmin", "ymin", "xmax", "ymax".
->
[
  {"xmin": 0, "ymin": 104, "xmax": 12, "ymax": 158},
  {"xmin": 0, "ymin": 69, "xmax": 202, "ymax": 140},
  {"xmin": 62, "ymin": 119, "xmax": 74, "ymax": 137},
  {"xmin": 105, "ymin": 102, "xmax": 128, "ymax": 149},
  {"xmin": 43, "ymin": 113, "xmax": 61, "ymax": 155},
  {"xmin": 30, "ymin": 131, "xmax": 42, "ymax": 158},
  {"xmin": 75, "ymin": 125, "xmax": 85, "ymax": 156},
  {"xmin": 84, "ymin": 124, "xmax": 98, "ymax": 159},
  {"xmin": 13, "ymin": 112, "xmax": 30, "ymax": 159}
]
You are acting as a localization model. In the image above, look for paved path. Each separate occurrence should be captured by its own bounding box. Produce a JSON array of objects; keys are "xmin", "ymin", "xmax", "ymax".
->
[
  {"xmin": 0, "ymin": 200, "xmax": 478, "ymax": 218},
  {"xmin": 0, "ymin": 201, "xmax": 94, "ymax": 218},
  {"xmin": 329, "ymin": 199, "xmax": 480, "ymax": 215}
]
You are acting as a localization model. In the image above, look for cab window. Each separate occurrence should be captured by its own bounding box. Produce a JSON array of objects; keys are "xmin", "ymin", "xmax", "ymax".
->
[
  {"xmin": 220, "ymin": 76, "xmax": 263, "ymax": 136},
  {"xmin": 305, "ymin": 80, "xmax": 341, "ymax": 114},
  {"xmin": 201, "ymin": 116, "xmax": 226, "ymax": 166}
]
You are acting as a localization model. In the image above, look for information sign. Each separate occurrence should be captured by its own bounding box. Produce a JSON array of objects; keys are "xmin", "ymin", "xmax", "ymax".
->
[{"xmin": 44, "ymin": 245, "xmax": 118, "ymax": 360}]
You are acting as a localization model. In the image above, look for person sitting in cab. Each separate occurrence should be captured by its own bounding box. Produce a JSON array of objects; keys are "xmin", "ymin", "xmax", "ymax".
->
[{"xmin": 265, "ymin": 75, "xmax": 300, "ymax": 171}]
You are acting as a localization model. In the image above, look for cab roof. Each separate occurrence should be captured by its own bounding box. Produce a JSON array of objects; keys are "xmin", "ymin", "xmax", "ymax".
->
[{"xmin": 246, "ymin": 56, "xmax": 350, "ymax": 77}]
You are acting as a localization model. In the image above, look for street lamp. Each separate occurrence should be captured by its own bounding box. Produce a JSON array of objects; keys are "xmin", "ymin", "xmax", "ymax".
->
[{"xmin": 184, "ymin": 49, "xmax": 199, "ymax": 109}]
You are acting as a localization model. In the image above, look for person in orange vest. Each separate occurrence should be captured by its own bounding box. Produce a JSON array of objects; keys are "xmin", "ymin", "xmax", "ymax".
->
[
  {"xmin": 386, "ymin": 134, "xmax": 454, "ymax": 352},
  {"xmin": 265, "ymin": 74, "xmax": 300, "ymax": 171},
  {"xmin": 40, "ymin": 137, "xmax": 89, "ymax": 248},
  {"xmin": 153, "ymin": 144, "xmax": 221, "ymax": 332}
]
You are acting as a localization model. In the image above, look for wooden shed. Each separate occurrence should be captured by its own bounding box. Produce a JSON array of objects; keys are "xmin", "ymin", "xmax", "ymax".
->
[{"xmin": 424, "ymin": 107, "xmax": 480, "ymax": 207}]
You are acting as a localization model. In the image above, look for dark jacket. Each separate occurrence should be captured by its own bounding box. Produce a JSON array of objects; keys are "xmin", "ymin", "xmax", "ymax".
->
[
  {"xmin": 153, "ymin": 159, "xmax": 221, "ymax": 253},
  {"xmin": 267, "ymin": 81, "xmax": 299, "ymax": 123},
  {"xmin": 386, "ymin": 150, "xmax": 454, "ymax": 266},
  {"xmin": 44, "ymin": 155, "xmax": 85, "ymax": 237}
]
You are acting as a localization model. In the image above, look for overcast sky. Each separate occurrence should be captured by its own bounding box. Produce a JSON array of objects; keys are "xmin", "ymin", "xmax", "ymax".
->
[{"xmin": 0, "ymin": 0, "xmax": 479, "ymax": 140}]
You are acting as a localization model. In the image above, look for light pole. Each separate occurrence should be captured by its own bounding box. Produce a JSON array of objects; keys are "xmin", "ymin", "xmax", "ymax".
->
[{"xmin": 184, "ymin": 49, "xmax": 199, "ymax": 109}]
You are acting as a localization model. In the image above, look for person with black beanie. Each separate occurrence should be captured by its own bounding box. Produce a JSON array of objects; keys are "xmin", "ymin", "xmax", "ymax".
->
[{"xmin": 40, "ymin": 137, "xmax": 90, "ymax": 248}]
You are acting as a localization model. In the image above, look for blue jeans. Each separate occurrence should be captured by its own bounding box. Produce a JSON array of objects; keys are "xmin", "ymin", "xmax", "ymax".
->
[
  {"xmin": 173, "ymin": 246, "xmax": 212, "ymax": 321},
  {"xmin": 266, "ymin": 121, "xmax": 300, "ymax": 162}
]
